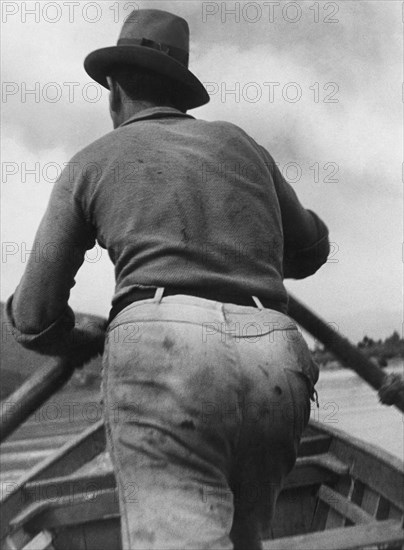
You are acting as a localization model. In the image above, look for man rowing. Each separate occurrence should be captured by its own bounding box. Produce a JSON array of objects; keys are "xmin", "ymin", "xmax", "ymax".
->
[{"xmin": 7, "ymin": 8, "xmax": 329, "ymax": 549}]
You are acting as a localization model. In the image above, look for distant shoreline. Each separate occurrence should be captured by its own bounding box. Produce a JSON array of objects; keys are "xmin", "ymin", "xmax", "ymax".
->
[
  {"xmin": 312, "ymin": 331, "xmax": 404, "ymax": 371},
  {"xmin": 317, "ymin": 355, "xmax": 402, "ymax": 371}
]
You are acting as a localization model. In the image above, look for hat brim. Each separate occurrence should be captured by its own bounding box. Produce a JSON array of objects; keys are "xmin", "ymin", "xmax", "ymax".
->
[{"xmin": 84, "ymin": 46, "xmax": 210, "ymax": 110}]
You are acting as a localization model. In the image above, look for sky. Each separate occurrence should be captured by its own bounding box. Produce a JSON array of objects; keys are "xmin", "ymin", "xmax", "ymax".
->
[{"xmin": 1, "ymin": 0, "xmax": 402, "ymax": 343}]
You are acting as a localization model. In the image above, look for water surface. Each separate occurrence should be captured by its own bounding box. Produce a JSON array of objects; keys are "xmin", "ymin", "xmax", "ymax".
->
[{"xmin": 314, "ymin": 358, "xmax": 403, "ymax": 461}]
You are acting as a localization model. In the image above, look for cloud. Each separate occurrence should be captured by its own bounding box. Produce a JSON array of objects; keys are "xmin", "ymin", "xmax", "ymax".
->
[{"xmin": 0, "ymin": 135, "xmax": 115, "ymax": 314}]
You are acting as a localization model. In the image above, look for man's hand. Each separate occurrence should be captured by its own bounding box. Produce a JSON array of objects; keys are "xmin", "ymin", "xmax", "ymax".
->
[{"xmin": 65, "ymin": 320, "xmax": 107, "ymax": 369}]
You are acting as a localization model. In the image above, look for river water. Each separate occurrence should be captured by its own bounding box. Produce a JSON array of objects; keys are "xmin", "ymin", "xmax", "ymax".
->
[{"xmin": 313, "ymin": 358, "xmax": 403, "ymax": 462}]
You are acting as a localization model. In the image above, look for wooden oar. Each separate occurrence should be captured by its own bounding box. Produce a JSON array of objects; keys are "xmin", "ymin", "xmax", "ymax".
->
[
  {"xmin": 0, "ymin": 357, "xmax": 75, "ymax": 444},
  {"xmin": 287, "ymin": 294, "xmax": 404, "ymax": 414}
]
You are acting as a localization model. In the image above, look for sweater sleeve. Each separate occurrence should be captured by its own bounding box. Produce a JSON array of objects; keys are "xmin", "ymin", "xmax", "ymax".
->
[
  {"xmin": 6, "ymin": 161, "xmax": 96, "ymax": 355},
  {"xmin": 261, "ymin": 148, "xmax": 330, "ymax": 279}
]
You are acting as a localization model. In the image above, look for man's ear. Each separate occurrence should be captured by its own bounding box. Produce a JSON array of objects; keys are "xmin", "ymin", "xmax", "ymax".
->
[{"xmin": 106, "ymin": 77, "xmax": 121, "ymax": 114}]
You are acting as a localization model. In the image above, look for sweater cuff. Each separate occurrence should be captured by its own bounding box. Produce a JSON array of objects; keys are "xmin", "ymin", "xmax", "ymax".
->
[
  {"xmin": 284, "ymin": 234, "xmax": 330, "ymax": 279},
  {"xmin": 5, "ymin": 295, "xmax": 75, "ymax": 355}
]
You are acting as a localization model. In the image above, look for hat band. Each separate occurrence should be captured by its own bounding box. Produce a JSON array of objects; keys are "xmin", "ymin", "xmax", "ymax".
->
[{"xmin": 117, "ymin": 37, "xmax": 189, "ymax": 66}]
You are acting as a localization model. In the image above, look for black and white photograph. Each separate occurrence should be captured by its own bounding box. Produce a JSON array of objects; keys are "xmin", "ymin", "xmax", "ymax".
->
[{"xmin": 1, "ymin": 1, "xmax": 403, "ymax": 549}]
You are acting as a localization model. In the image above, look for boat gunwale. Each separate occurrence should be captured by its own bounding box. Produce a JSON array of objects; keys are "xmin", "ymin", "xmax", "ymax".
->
[{"xmin": 307, "ymin": 419, "xmax": 404, "ymax": 473}]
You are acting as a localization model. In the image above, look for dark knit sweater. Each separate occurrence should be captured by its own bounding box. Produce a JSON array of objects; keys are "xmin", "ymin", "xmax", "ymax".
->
[{"xmin": 7, "ymin": 106, "xmax": 329, "ymax": 354}]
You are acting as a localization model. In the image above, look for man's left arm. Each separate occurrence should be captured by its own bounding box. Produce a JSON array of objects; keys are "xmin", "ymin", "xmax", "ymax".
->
[{"xmin": 6, "ymin": 163, "xmax": 105, "ymax": 362}]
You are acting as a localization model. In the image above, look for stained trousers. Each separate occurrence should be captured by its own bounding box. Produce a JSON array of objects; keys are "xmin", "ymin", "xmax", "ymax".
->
[{"xmin": 102, "ymin": 292, "xmax": 317, "ymax": 550}]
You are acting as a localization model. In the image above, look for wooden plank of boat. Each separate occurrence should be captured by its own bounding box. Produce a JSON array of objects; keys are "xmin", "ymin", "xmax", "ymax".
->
[
  {"xmin": 318, "ymin": 485, "xmax": 375, "ymax": 524},
  {"xmin": 272, "ymin": 420, "xmax": 403, "ymax": 540},
  {"xmin": 6, "ymin": 455, "xmax": 348, "ymax": 542},
  {"xmin": 296, "ymin": 433, "xmax": 331, "ymax": 456},
  {"xmin": 7, "ymin": 497, "xmax": 404, "ymax": 550},
  {"xmin": 3, "ymin": 529, "xmax": 54, "ymax": 550},
  {"xmin": 2, "ymin": 467, "xmax": 332, "ymax": 550},
  {"xmin": 23, "ymin": 469, "xmax": 116, "ymax": 504},
  {"xmin": 316, "ymin": 420, "xmax": 404, "ymax": 513},
  {"xmin": 16, "ymin": 450, "xmax": 348, "ymax": 511},
  {"xmin": 1, "ymin": 449, "xmax": 54, "ymax": 472},
  {"xmin": 0, "ymin": 358, "xmax": 75, "ymax": 443},
  {"xmin": 21, "ymin": 530, "xmax": 53, "ymax": 550},
  {"xmin": 10, "ymin": 488, "xmax": 118, "ymax": 530},
  {"xmin": 1, "ymin": 435, "xmax": 71, "ymax": 453},
  {"xmin": 284, "ymin": 453, "xmax": 349, "ymax": 488},
  {"xmin": 262, "ymin": 519, "xmax": 404, "ymax": 550},
  {"xmin": 0, "ymin": 420, "xmax": 105, "ymax": 541}
]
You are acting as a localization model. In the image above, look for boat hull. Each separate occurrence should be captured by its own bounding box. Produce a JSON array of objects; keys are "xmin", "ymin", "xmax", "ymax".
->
[{"xmin": 1, "ymin": 419, "xmax": 403, "ymax": 550}]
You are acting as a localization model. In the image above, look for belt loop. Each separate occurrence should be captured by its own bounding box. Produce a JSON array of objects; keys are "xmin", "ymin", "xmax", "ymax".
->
[
  {"xmin": 154, "ymin": 287, "xmax": 165, "ymax": 303},
  {"xmin": 252, "ymin": 295, "xmax": 264, "ymax": 310}
]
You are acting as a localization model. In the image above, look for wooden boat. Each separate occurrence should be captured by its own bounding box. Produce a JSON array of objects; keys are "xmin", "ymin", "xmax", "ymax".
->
[
  {"xmin": 1, "ymin": 417, "xmax": 403, "ymax": 550},
  {"xmin": 1, "ymin": 296, "xmax": 403, "ymax": 550}
]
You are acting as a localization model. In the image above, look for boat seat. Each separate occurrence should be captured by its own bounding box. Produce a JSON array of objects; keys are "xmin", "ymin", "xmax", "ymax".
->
[
  {"xmin": 263, "ymin": 519, "xmax": 404, "ymax": 550},
  {"xmin": 21, "ymin": 530, "xmax": 53, "ymax": 550},
  {"xmin": 317, "ymin": 485, "xmax": 375, "ymax": 525},
  {"xmin": 9, "ymin": 489, "xmax": 118, "ymax": 532},
  {"xmin": 297, "ymin": 434, "xmax": 332, "ymax": 456},
  {"xmin": 3, "ymin": 529, "xmax": 54, "ymax": 550},
  {"xmin": 18, "ymin": 451, "xmax": 348, "ymax": 507},
  {"xmin": 284, "ymin": 453, "xmax": 349, "ymax": 489}
]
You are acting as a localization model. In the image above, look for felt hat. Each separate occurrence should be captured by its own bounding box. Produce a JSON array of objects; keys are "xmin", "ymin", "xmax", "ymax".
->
[{"xmin": 84, "ymin": 8, "xmax": 210, "ymax": 110}]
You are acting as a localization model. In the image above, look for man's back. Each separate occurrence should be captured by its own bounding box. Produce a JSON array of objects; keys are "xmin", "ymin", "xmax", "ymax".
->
[{"xmin": 75, "ymin": 107, "xmax": 287, "ymax": 312}]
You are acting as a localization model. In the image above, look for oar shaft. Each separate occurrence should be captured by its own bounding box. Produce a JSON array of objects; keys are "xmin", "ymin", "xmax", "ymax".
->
[
  {"xmin": 0, "ymin": 358, "xmax": 74, "ymax": 444},
  {"xmin": 287, "ymin": 294, "xmax": 404, "ymax": 414}
]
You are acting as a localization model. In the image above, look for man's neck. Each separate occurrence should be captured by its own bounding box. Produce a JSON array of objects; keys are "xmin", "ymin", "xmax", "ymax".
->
[{"xmin": 112, "ymin": 100, "xmax": 158, "ymax": 129}]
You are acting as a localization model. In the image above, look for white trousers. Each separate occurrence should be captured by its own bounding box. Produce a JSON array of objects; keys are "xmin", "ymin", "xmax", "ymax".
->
[{"xmin": 102, "ymin": 292, "xmax": 317, "ymax": 550}]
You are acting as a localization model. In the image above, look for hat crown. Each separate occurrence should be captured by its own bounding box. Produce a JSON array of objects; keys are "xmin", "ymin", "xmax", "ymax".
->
[{"xmin": 119, "ymin": 9, "xmax": 189, "ymax": 58}]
